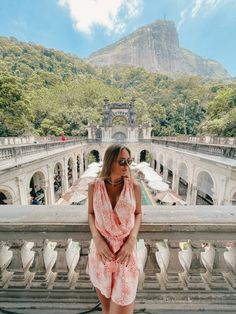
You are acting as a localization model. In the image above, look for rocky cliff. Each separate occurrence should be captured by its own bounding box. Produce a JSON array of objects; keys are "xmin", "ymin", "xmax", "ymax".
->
[{"xmin": 86, "ymin": 20, "xmax": 230, "ymax": 78}]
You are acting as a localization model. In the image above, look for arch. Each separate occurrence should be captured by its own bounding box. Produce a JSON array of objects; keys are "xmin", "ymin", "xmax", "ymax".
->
[
  {"xmin": 167, "ymin": 158, "xmax": 173, "ymax": 171},
  {"xmin": 178, "ymin": 162, "xmax": 188, "ymax": 200},
  {"xmin": 196, "ymin": 171, "xmax": 214, "ymax": 205},
  {"xmin": 88, "ymin": 150, "xmax": 100, "ymax": 163},
  {"xmin": 139, "ymin": 149, "xmax": 152, "ymax": 163},
  {"xmin": 68, "ymin": 157, "xmax": 73, "ymax": 188},
  {"xmin": 112, "ymin": 132, "xmax": 127, "ymax": 141},
  {"xmin": 178, "ymin": 162, "xmax": 188, "ymax": 181},
  {"xmin": 0, "ymin": 187, "xmax": 14, "ymax": 205},
  {"xmin": 76, "ymin": 154, "xmax": 81, "ymax": 178},
  {"xmin": 231, "ymin": 190, "xmax": 236, "ymax": 205},
  {"xmin": 54, "ymin": 162, "xmax": 63, "ymax": 202},
  {"xmin": 158, "ymin": 154, "xmax": 163, "ymax": 165},
  {"xmin": 112, "ymin": 115, "xmax": 127, "ymax": 126},
  {"xmin": 29, "ymin": 171, "xmax": 46, "ymax": 205},
  {"xmin": 158, "ymin": 154, "xmax": 164, "ymax": 175},
  {"xmin": 166, "ymin": 158, "xmax": 173, "ymax": 188}
]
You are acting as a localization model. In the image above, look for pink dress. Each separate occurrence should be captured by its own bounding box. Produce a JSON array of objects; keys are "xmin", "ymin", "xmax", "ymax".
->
[{"xmin": 86, "ymin": 177, "xmax": 139, "ymax": 306}]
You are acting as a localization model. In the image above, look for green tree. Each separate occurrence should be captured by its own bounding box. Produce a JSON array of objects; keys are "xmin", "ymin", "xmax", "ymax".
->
[
  {"xmin": 200, "ymin": 87, "xmax": 236, "ymax": 136},
  {"xmin": 0, "ymin": 73, "xmax": 32, "ymax": 136}
]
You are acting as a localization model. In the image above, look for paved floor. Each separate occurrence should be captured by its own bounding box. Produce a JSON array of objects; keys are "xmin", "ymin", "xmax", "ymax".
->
[
  {"xmin": 1, "ymin": 309, "xmax": 235, "ymax": 314},
  {"xmin": 1, "ymin": 304, "xmax": 236, "ymax": 314}
]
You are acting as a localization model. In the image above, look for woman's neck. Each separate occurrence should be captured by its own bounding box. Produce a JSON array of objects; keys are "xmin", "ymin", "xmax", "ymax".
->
[
  {"xmin": 106, "ymin": 175, "xmax": 123, "ymax": 186},
  {"xmin": 109, "ymin": 175, "xmax": 122, "ymax": 183}
]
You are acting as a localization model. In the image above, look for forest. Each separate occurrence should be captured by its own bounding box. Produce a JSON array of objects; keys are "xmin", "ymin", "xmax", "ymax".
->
[{"xmin": 0, "ymin": 36, "xmax": 235, "ymax": 137}]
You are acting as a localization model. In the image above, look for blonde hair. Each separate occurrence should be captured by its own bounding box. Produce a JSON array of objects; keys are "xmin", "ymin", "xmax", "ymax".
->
[{"xmin": 100, "ymin": 144, "xmax": 131, "ymax": 179}]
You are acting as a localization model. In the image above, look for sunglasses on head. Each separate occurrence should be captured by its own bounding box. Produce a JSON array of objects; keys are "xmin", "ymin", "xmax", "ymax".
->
[{"xmin": 118, "ymin": 159, "xmax": 132, "ymax": 166}]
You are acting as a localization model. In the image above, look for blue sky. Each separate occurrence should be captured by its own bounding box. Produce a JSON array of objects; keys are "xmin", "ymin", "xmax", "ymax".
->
[{"xmin": 0, "ymin": 0, "xmax": 235, "ymax": 76}]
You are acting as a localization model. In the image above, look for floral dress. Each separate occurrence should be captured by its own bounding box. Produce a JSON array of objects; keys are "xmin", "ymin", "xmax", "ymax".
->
[{"xmin": 86, "ymin": 177, "xmax": 139, "ymax": 306}]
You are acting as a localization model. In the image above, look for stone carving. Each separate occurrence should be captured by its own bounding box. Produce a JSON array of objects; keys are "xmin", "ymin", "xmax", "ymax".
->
[
  {"xmin": 0, "ymin": 243, "xmax": 13, "ymax": 288},
  {"xmin": 21, "ymin": 241, "xmax": 35, "ymax": 287},
  {"xmin": 200, "ymin": 242, "xmax": 215, "ymax": 284},
  {"xmin": 223, "ymin": 241, "xmax": 236, "ymax": 287},
  {"xmin": 178, "ymin": 241, "xmax": 193, "ymax": 286},
  {"xmin": 155, "ymin": 239, "xmax": 170, "ymax": 289},
  {"xmin": 137, "ymin": 239, "xmax": 147, "ymax": 289},
  {"xmin": 66, "ymin": 238, "xmax": 81, "ymax": 288},
  {"xmin": 43, "ymin": 239, "xmax": 58, "ymax": 289}
]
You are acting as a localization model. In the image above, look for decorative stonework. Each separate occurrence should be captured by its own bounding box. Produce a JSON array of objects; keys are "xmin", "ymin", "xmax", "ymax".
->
[{"xmin": 87, "ymin": 98, "xmax": 152, "ymax": 142}]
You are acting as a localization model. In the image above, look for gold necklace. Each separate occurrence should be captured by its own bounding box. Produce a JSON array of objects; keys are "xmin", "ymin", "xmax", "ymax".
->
[{"xmin": 106, "ymin": 177, "xmax": 123, "ymax": 186}]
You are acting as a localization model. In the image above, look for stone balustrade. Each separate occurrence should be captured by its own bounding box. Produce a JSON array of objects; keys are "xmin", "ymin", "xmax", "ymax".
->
[
  {"xmin": 154, "ymin": 136, "xmax": 236, "ymax": 146},
  {"xmin": 0, "ymin": 139, "xmax": 86, "ymax": 164},
  {"xmin": 152, "ymin": 137, "xmax": 236, "ymax": 159},
  {"xmin": 0, "ymin": 205, "xmax": 236, "ymax": 311}
]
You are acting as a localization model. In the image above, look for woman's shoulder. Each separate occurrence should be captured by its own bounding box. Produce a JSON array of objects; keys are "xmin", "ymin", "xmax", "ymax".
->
[{"xmin": 88, "ymin": 177, "xmax": 103, "ymax": 188}]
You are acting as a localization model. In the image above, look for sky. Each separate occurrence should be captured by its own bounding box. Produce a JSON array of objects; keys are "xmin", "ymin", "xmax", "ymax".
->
[{"xmin": 0, "ymin": 0, "xmax": 236, "ymax": 76}]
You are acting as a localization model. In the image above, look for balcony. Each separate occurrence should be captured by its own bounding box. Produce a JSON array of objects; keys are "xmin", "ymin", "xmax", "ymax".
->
[{"xmin": 0, "ymin": 205, "xmax": 236, "ymax": 313}]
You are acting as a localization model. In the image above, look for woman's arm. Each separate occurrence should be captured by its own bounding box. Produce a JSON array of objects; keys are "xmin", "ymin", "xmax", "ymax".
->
[
  {"xmin": 116, "ymin": 181, "xmax": 142, "ymax": 265},
  {"xmin": 129, "ymin": 182, "xmax": 142, "ymax": 240},
  {"xmin": 88, "ymin": 182, "xmax": 114, "ymax": 264}
]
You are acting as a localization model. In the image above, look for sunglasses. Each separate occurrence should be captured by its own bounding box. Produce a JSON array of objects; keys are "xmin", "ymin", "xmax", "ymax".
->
[{"xmin": 118, "ymin": 159, "xmax": 132, "ymax": 166}]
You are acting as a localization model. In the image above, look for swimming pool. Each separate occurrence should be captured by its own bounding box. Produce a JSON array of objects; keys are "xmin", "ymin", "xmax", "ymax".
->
[{"xmin": 139, "ymin": 180, "xmax": 153, "ymax": 205}]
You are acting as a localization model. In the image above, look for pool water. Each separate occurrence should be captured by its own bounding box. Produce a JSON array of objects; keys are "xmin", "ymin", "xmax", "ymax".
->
[{"xmin": 139, "ymin": 180, "xmax": 153, "ymax": 205}]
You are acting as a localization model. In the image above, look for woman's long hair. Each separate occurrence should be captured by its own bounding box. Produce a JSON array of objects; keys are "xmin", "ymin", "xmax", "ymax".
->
[{"xmin": 99, "ymin": 144, "xmax": 131, "ymax": 179}]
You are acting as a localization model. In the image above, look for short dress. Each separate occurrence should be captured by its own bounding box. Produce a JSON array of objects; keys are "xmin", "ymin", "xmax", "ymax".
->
[{"xmin": 86, "ymin": 177, "xmax": 139, "ymax": 306}]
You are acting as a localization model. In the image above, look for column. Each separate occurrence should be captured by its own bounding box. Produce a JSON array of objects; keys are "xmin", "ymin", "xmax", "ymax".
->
[
  {"xmin": 80, "ymin": 153, "xmax": 84, "ymax": 175},
  {"xmin": 186, "ymin": 183, "xmax": 192, "ymax": 204},
  {"xmin": 63, "ymin": 157, "xmax": 69, "ymax": 192},
  {"xmin": 163, "ymin": 167, "xmax": 168, "ymax": 182},
  {"xmin": 191, "ymin": 185, "xmax": 198, "ymax": 205},
  {"xmin": 16, "ymin": 176, "xmax": 28, "ymax": 205},
  {"xmin": 172, "ymin": 173, "xmax": 179, "ymax": 194},
  {"xmin": 84, "ymin": 155, "xmax": 88, "ymax": 171},
  {"xmin": 41, "ymin": 179, "xmax": 49, "ymax": 205},
  {"xmin": 72, "ymin": 155, "xmax": 77, "ymax": 184},
  {"xmin": 74, "ymin": 154, "xmax": 78, "ymax": 180},
  {"xmin": 47, "ymin": 165, "xmax": 55, "ymax": 205}
]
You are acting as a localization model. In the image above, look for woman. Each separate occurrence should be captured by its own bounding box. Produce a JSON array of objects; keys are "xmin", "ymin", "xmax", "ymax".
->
[{"xmin": 86, "ymin": 144, "xmax": 142, "ymax": 314}]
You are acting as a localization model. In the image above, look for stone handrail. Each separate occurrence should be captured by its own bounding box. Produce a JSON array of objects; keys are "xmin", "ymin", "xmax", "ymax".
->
[
  {"xmin": 153, "ymin": 136, "xmax": 236, "ymax": 145},
  {"xmin": 0, "ymin": 139, "xmax": 86, "ymax": 164},
  {"xmin": 152, "ymin": 137, "xmax": 236, "ymax": 159},
  {"xmin": 0, "ymin": 205, "xmax": 236, "ymax": 310},
  {"xmin": 0, "ymin": 136, "xmax": 84, "ymax": 146}
]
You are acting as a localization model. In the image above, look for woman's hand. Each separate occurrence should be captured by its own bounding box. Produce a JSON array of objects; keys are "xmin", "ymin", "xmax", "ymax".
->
[
  {"xmin": 93, "ymin": 235, "xmax": 115, "ymax": 265},
  {"xmin": 116, "ymin": 236, "xmax": 136, "ymax": 266}
]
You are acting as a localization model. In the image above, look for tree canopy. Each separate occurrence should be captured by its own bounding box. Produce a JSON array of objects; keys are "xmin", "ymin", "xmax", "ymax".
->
[{"xmin": 0, "ymin": 36, "xmax": 235, "ymax": 137}]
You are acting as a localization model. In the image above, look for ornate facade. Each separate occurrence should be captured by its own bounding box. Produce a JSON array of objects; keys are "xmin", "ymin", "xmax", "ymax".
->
[{"xmin": 87, "ymin": 98, "xmax": 152, "ymax": 142}]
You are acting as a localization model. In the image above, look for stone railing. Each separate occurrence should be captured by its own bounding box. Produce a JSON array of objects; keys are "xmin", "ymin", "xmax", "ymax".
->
[
  {"xmin": 1, "ymin": 205, "xmax": 236, "ymax": 311},
  {"xmin": 152, "ymin": 137, "xmax": 236, "ymax": 159},
  {"xmin": 0, "ymin": 139, "xmax": 87, "ymax": 166},
  {"xmin": 154, "ymin": 136, "xmax": 236, "ymax": 146},
  {"xmin": 0, "ymin": 136, "xmax": 84, "ymax": 146}
]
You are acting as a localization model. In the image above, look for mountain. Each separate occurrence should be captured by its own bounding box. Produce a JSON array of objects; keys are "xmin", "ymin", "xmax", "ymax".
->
[{"xmin": 86, "ymin": 20, "xmax": 230, "ymax": 79}]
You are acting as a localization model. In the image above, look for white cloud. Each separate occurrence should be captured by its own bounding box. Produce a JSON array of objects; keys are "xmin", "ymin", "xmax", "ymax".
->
[
  {"xmin": 191, "ymin": 0, "xmax": 221, "ymax": 17},
  {"xmin": 178, "ymin": 0, "xmax": 222, "ymax": 29},
  {"xmin": 58, "ymin": 0, "xmax": 143, "ymax": 35}
]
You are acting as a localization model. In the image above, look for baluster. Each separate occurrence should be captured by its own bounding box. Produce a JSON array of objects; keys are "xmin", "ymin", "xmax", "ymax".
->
[
  {"xmin": 185, "ymin": 241, "xmax": 206, "ymax": 290},
  {"xmin": 137, "ymin": 239, "xmax": 147, "ymax": 289},
  {"xmin": 178, "ymin": 241, "xmax": 192, "ymax": 288},
  {"xmin": 155, "ymin": 239, "xmax": 169, "ymax": 290},
  {"xmin": 200, "ymin": 242, "xmax": 215, "ymax": 289},
  {"xmin": 223, "ymin": 241, "xmax": 236, "ymax": 288},
  {"xmin": 0, "ymin": 243, "xmax": 13, "ymax": 288},
  {"xmin": 43, "ymin": 239, "xmax": 58, "ymax": 289},
  {"xmin": 66, "ymin": 239, "xmax": 81, "ymax": 289},
  {"xmin": 142, "ymin": 240, "xmax": 160, "ymax": 290},
  {"xmin": 21, "ymin": 241, "xmax": 35, "ymax": 287}
]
